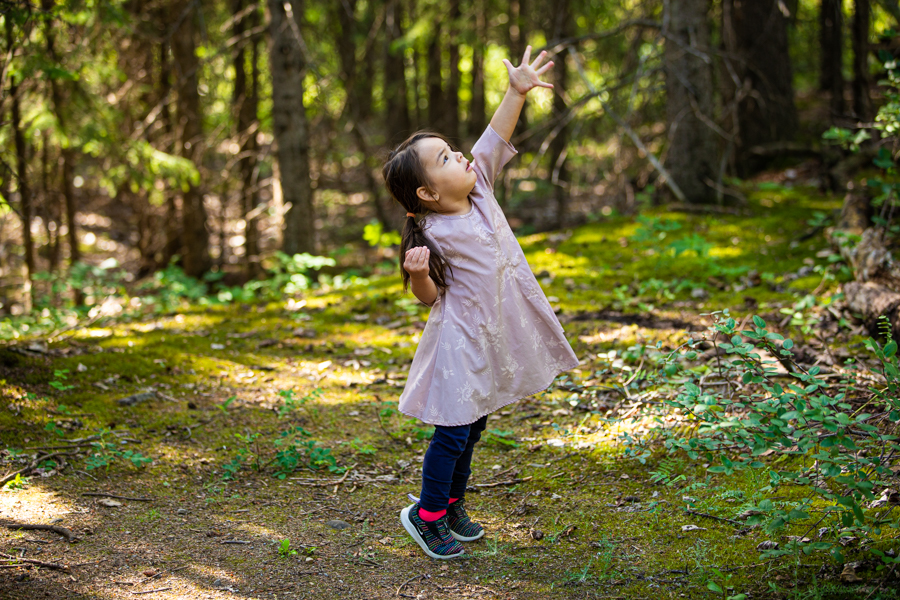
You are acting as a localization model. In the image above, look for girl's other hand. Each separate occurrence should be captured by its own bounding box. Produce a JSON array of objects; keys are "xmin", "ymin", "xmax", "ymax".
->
[
  {"xmin": 502, "ymin": 45, "xmax": 554, "ymax": 96},
  {"xmin": 404, "ymin": 246, "xmax": 431, "ymax": 279}
]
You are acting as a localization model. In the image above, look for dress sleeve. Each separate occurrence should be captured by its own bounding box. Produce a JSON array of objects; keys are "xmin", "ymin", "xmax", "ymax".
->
[{"xmin": 471, "ymin": 125, "xmax": 518, "ymax": 192}]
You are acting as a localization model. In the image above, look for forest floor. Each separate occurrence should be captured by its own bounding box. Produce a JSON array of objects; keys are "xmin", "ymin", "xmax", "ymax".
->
[{"xmin": 1, "ymin": 177, "xmax": 897, "ymax": 600}]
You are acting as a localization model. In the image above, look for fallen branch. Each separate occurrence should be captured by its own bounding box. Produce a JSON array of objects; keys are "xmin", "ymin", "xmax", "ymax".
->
[
  {"xmin": 82, "ymin": 492, "xmax": 153, "ymax": 502},
  {"xmin": 0, "ymin": 452, "xmax": 69, "ymax": 488},
  {"xmin": 471, "ymin": 476, "xmax": 533, "ymax": 488},
  {"xmin": 684, "ymin": 509, "xmax": 743, "ymax": 526},
  {"xmin": 131, "ymin": 588, "xmax": 172, "ymax": 595},
  {"xmin": 0, "ymin": 552, "xmax": 69, "ymax": 571},
  {"xmin": 0, "ymin": 520, "xmax": 76, "ymax": 541},
  {"xmin": 396, "ymin": 574, "xmax": 426, "ymax": 597}
]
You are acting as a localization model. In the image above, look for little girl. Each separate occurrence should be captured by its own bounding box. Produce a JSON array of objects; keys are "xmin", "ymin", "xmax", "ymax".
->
[{"xmin": 382, "ymin": 46, "xmax": 579, "ymax": 559}]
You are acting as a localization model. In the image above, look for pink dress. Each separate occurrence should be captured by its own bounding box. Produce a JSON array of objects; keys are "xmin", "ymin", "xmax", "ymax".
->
[{"xmin": 399, "ymin": 126, "xmax": 579, "ymax": 426}]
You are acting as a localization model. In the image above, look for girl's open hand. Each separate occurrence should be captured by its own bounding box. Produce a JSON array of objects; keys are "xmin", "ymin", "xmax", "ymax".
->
[
  {"xmin": 404, "ymin": 246, "xmax": 431, "ymax": 280},
  {"xmin": 502, "ymin": 45, "xmax": 554, "ymax": 96}
]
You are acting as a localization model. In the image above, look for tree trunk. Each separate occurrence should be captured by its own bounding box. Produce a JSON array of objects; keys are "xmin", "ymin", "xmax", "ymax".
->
[
  {"xmin": 40, "ymin": 130, "xmax": 60, "ymax": 275},
  {"xmin": 42, "ymin": 0, "xmax": 81, "ymax": 306},
  {"xmin": 548, "ymin": 0, "xmax": 571, "ymax": 227},
  {"xmin": 158, "ymin": 15, "xmax": 180, "ymax": 267},
  {"xmin": 171, "ymin": 0, "xmax": 211, "ymax": 278},
  {"xmin": 427, "ymin": 21, "xmax": 444, "ymax": 130},
  {"xmin": 852, "ymin": 0, "xmax": 872, "ymax": 119},
  {"xmin": 269, "ymin": 0, "xmax": 315, "ymax": 255},
  {"xmin": 665, "ymin": 0, "xmax": 718, "ymax": 203},
  {"xmin": 722, "ymin": 0, "xmax": 798, "ymax": 175},
  {"xmin": 234, "ymin": 0, "xmax": 262, "ymax": 277},
  {"xmin": 507, "ymin": 0, "xmax": 529, "ymax": 135},
  {"xmin": 446, "ymin": 0, "xmax": 461, "ymax": 141},
  {"xmin": 7, "ymin": 19, "xmax": 34, "ymax": 312},
  {"xmin": 469, "ymin": 0, "xmax": 487, "ymax": 139},
  {"xmin": 384, "ymin": 0, "xmax": 411, "ymax": 142},
  {"xmin": 820, "ymin": 0, "xmax": 845, "ymax": 116}
]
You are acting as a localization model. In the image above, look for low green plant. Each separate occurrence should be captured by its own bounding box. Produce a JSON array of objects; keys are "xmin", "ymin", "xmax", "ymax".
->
[
  {"xmin": 278, "ymin": 539, "xmax": 298, "ymax": 558},
  {"xmin": 349, "ymin": 438, "xmax": 377, "ymax": 455},
  {"xmin": 644, "ymin": 312, "xmax": 900, "ymax": 564},
  {"xmin": 85, "ymin": 430, "xmax": 153, "ymax": 472},
  {"xmin": 481, "ymin": 429, "xmax": 520, "ymax": 449},
  {"xmin": 49, "ymin": 369, "xmax": 75, "ymax": 392},
  {"xmin": 3, "ymin": 474, "xmax": 27, "ymax": 490}
]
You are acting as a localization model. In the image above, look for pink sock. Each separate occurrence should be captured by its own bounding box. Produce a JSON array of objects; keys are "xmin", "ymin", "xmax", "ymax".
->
[
  {"xmin": 418, "ymin": 507, "xmax": 446, "ymax": 521},
  {"xmin": 449, "ymin": 497, "xmax": 459, "ymax": 504}
]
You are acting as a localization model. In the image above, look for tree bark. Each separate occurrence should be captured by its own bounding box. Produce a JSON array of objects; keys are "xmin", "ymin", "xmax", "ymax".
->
[
  {"xmin": 269, "ymin": 0, "xmax": 315, "ymax": 255},
  {"xmin": 446, "ymin": 0, "xmax": 461, "ymax": 140},
  {"xmin": 42, "ymin": 0, "xmax": 81, "ymax": 306},
  {"xmin": 384, "ymin": 0, "xmax": 411, "ymax": 142},
  {"xmin": 469, "ymin": 0, "xmax": 487, "ymax": 139},
  {"xmin": 427, "ymin": 20, "xmax": 444, "ymax": 130},
  {"xmin": 548, "ymin": 0, "xmax": 571, "ymax": 227},
  {"xmin": 234, "ymin": 0, "xmax": 261, "ymax": 277},
  {"xmin": 852, "ymin": 0, "xmax": 872, "ymax": 119},
  {"xmin": 722, "ymin": 0, "xmax": 798, "ymax": 175},
  {"xmin": 7, "ymin": 19, "xmax": 34, "ymax": 312},
  {"xmin": 820, "ymin": 0, "xmax": 845, "ymax": 116},
  {"xmin": 507, "ymin": 0, "xmax": 529, "ymax": 135},
  {"xmin": 171, "ymin": 0, "xmax": 211, "ymax": 278},
  {"xmin": 665, "ymin": 0, "xmax": 718, "ymax": 203}
]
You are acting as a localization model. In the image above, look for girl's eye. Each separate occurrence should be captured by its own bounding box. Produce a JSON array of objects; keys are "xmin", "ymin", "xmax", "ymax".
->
[{"xmin": 443, "ymin": 155, "xmax": 448, "ymax": 164}]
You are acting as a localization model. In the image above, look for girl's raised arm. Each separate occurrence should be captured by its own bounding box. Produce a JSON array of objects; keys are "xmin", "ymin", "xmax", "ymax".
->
[{"xmin": 490, "ymin": 46, "xmax": 554, "ymax": 142}]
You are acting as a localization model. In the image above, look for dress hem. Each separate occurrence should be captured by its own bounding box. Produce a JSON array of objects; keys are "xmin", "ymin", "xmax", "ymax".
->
[{"xmin": 398, "ymin": 358, "xmax": 581, "ymax": 428}]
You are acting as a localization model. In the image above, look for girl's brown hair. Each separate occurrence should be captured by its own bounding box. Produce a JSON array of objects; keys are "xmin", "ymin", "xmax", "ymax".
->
[{"xmin": 382, "ymin": 131, "xmax": 455, "ymax": 293}]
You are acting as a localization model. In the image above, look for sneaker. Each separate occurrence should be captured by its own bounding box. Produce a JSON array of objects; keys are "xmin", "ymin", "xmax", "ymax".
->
[
  {"xmin": 400, "ymin": 504, "xmax": 465, "ymax": 560},
  {"xmin": 406, "ymin": 494, "xmax": 485, "ymax": 542},
  {"xmin": 446, "ymin": 498, "xmax": 484, "ymax": 542}
]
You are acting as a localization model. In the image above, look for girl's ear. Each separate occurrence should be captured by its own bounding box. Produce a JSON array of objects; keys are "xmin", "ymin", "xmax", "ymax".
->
[{"xmin": 416, "ymin": 186, "xmax": 438, "ymax": 203}]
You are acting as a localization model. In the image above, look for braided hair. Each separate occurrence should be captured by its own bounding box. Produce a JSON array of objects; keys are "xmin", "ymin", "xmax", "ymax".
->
[{"xmin": 382, "ymin": 131, "xmax": 455, "ymax": 293}]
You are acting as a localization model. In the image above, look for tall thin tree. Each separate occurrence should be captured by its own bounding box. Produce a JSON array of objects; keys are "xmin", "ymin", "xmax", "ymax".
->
[
  {"xmin": 852, "ymin": 0, "xmax": 872, "ymax": 119},
  {"xmin": 269, "ymin": 0, "xmax": 314, "ymax": 254},
  {"xmin": 820, "ymin": 0, "xmax": 845, "ymax": 116},
  {"xmin": 665, "ymin": 0, "xmax": 718, "ymax": 203},
  {"xmin": 548, "ymin": 0, "xmax": 571, "ymax": 225},
  {"xmin": 171, "ymin": 0, "xmax": 211, "ymax": 277}
]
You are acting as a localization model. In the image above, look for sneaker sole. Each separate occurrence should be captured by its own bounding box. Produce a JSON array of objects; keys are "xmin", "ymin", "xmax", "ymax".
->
[
  {"xmin": 450, "ymin": 528, "xmax": 485, "ymax": 542},
  {"xmin": 400, "ymin": 505, "xmax": 464, "ymax": 560},
  {"xmin": 407, "ymin": 494, "xmax": 485, "ymax": 542}
]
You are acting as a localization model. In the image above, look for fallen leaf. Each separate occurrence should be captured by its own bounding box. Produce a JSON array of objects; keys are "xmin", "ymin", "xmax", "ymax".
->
[
  {"xmin": 681, "ymin": 525, "xmax": 706, "ymax": 532},
  {"xmin": 840, "ymin": 563, "xmax": 862, "ymax": 584},
  {"xmin": 757, "ymin": 541, "xmax": 779, "ymax": 550},
  {"xmin": 97, "ymin": 498, "xmax": 122, "ymax": 507}
]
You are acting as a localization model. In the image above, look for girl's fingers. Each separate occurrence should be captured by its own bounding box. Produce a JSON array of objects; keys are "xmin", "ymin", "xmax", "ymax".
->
[
  {"xmin": 530, "ymin": 50, "xmax": 547, "ymax": 69},
  {"xmin": 536, "ymin": 61, "xmax": 554, "ymax": 76},
  {"xmin": 521, "ymin": 45, "xmax": 531, "ymax": 66}
]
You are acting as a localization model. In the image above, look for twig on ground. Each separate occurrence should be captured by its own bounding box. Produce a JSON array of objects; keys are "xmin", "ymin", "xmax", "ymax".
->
[
  {"xmin": 684, "ymin": 509, "xmax": 743, "ymax": 526},
  {"xmin": 472, "ymin": 476, "xmax": 533, "ymax": 488},
  {"xmin": 0, "ymin": 521, "xmax": 76, "ymax": 541},
  {"xmin": 0, "ymin": 552, "xmax": 69, "ymax": 571},
  {"xmin": 0, "ymin": 452, "xmax": 70, "ymax": 488},
  {"xmin": 82, "ymin": 492, "xmax": 153, "ymax": 502},
  {"xmin": 396, "ymin": 574, "xmax": 426, "ymax": 597},
  {"xmin": 131, "ymin": 588, "xmax": 172, "ymax": 595},
  {"xmin": 221, "ymin": 540, "xmax": 252, "ymax": 545}
]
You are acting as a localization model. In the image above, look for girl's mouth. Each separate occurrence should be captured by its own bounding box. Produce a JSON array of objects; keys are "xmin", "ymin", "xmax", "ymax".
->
[{"xmin": 466, "ymin": 161, "xmax": 473, "ymax": 172}]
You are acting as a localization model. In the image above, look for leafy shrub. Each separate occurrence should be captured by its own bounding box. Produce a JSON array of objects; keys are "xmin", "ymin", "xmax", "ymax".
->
[{"xmin": 644, "ymin": 314, "xmax": 900, "ymax": 564}]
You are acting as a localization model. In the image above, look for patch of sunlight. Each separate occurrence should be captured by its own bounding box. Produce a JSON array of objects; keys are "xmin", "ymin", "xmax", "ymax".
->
[
  {"xmin": 709, "ymin": 246, "xmax": 743, "ymax": 259},
  {"xmin": 0, "ymin": 482, "xmax": 82, "ymax": 523},
  {"xmin": 229, "ymin": 521, "xmax": 285, "ymax": 540},
  {"xmin": 82, "ymin": 328, "xmax": 113, "ymax": 338}
]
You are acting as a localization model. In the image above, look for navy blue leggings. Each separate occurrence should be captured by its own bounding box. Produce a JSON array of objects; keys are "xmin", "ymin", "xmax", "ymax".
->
[{"xmin": 418, "ymin": 415, "xmax": 489, "ymax": 512}]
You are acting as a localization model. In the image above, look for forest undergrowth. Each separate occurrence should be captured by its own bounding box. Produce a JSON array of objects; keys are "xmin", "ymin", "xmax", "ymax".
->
[{"xmin": 1, "ymin": 180, "xmax": 900, "ymax": 599}]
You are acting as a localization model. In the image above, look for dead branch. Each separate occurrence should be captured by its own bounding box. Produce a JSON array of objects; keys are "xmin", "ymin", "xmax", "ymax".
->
[
  {"xmin": 0, "ymin": 551, "xmax": 69, "ymax": 571},
  {"xmin": 82, "ymin": 492, "xmax": 153, "ymax": 502},
  {"xmin": 0, "ymin": 521, "xmax": 75, "ymax": 541}
]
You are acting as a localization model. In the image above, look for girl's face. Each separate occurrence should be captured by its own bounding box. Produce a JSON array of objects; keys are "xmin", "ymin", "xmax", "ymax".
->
[{"xmin": 415, "ymin": 137, "xmax": 477, "ymax": 210}]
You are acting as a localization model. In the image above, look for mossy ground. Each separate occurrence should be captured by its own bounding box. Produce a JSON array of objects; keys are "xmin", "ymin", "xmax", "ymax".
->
[{"xmin": 1, "ymin": 182, "xmax": 896, "ymax": 599}]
